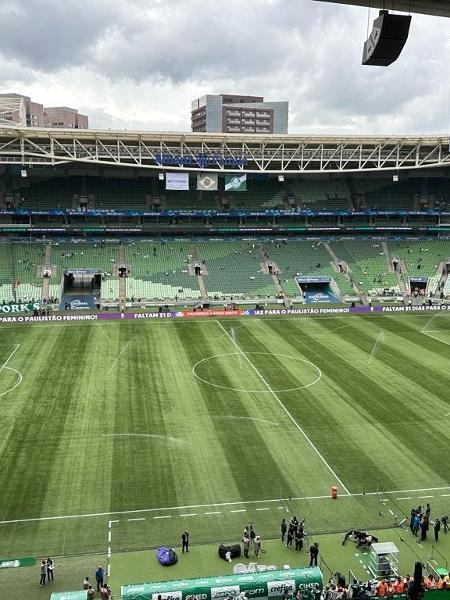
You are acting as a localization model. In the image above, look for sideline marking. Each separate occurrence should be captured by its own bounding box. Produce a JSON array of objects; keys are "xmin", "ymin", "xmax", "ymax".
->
[
  {"xmin": 216, "ymin": 320, "xmax": 351, "ymax": 496},
  {"xmin": 192, "ymin": 351, "xmax": 321, "ymax": 393},
  {"xmin": 180, "ymin": 513, "xmax": 197, "ymax": 517},
  {"xmin": 0, "ymin": 486, "xmax": 449, "ymax": 525},
  {"xmin": 422, "ymin": 330, "xmax": 450, "ymax": 348}
]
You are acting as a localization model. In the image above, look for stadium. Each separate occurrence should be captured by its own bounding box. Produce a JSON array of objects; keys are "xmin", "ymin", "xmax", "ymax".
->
[{"xmin": 0, "ymin": 3, "xmax": 450, "ymax": 600}]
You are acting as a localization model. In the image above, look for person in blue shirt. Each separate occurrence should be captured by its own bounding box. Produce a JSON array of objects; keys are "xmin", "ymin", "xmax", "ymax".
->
[{"xmin": 95, "ymin": 565, "xmax": 104, "ymax": 592}]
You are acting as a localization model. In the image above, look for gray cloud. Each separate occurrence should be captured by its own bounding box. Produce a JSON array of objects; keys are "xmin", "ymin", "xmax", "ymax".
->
[{"xmin": 0, "ymin": 0, "xmax": 448, "ymax": 134}]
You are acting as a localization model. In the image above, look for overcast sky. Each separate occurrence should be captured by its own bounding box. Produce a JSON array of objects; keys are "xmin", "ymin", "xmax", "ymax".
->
[{"xmin": 0, "ymin": 0, "xmax": 449, "ymax": 134}]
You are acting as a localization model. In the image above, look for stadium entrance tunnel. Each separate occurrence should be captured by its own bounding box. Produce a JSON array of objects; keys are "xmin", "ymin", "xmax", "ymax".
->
[
  {"xmin": 295, "ymin": 276, "xmax": 339, "ymax": 304},
  {"xmin": 60, "ymin": 269, "xmax": 102, "ymax": 310},
  {"xmin": 192, "ymin": 352, "xmax": 321, "ymax": 393}
]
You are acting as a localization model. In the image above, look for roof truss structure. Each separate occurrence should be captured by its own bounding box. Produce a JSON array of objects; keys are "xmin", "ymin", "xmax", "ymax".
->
[{"xmin": 0, "ymin": 127, "xmax": 449, "ymax": 174}]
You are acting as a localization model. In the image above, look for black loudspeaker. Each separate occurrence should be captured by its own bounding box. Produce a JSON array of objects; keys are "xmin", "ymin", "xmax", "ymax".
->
[{"xmin": 362, "ymin": 10, "xmax": 411, "ymax": 66}]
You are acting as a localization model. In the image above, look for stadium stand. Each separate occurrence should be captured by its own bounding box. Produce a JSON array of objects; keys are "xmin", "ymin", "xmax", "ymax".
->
[
  {"xmin": 20, "ymin": 178, "xmax": 78, "ymax": 210},
  {"xmin": 231, "ymin": 180, "xmax": 285, "ymax": 210},
  {"xmin": 164, "ymin": 190, "xmax": 218, "ymax": 211},
  {"xmin": 86, "ymin": 178, "xmax": 150, "ymax": 210},
  {"xmin": 330, "ymin": 240, "xmax": 399, "ymax": 296},
  {"xmin": 124, "ymin": 241, "xmax": 201, "ymax": 301},
  {"xmin": 51, "ymin": 242, "xmax": 118, "ymax": 272},
  {"xmin": 0, "ymin": 243, "xmax": 45, "ymax": 302},
  {"xmin": 353, "ymin": 179, "xmax": 420, "ymax": 210},
  {"xmin": 289, "ymin": 179, "xmax": 352, "ymax": 210},
  {"xmin": 262, "ymin": 240, "xmax": 354, "ymax": 297},
  {"xmin": 196, "ymin": 241, "xmax": 277, "ymax": 299},
  {"xmin": 388, "ymin": 240, "xmax": 450, "ymax": 277}
]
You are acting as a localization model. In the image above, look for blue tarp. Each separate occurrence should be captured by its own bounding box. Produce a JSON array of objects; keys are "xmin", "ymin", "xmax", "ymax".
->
[{"xmin": 156, "ymin": 547, "xmax": 178, "ymax": 566}]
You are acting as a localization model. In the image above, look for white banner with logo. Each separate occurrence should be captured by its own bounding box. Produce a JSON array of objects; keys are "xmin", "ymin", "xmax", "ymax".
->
[{"xmin": 166, "ymin": 172, "xmax": 189, "ymax": 191}]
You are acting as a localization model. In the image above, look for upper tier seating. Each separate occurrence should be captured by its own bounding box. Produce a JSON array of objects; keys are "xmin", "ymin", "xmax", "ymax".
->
[{"xmin": 289, "ymin": 180, "xmax": 351, "ymax": 210}]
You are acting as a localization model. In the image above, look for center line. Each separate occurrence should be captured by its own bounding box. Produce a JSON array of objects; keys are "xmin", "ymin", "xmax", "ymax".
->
[{"xmin": 216, "ymin": 320, "xmax": 351, "ymax": 495}]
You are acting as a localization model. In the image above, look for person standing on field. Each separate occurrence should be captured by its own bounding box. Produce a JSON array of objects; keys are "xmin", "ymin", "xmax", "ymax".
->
[
  {"xmin": 281, "ymin": 518, "xmax": 287, "ymax": 543},
  {"xmin": 46, "ymin": 558, "xmax": 54, "ymax": 582},
  {"xmin": 309, "ymin": 542, "xmax": 319, "ymax": 567},
  {"xmin": 249, "ymin": 525, "xmax": 256, "ymax": 549},
  {"xmin": 434, "ymin": 518, "xmax": 441, "ymax": 542},
  {"xmin": 243, "ymin": 534, "xmax": 250, "ymax": 558},
  {"xmin": 95, "ymin": 565, "xmax": 104, "ymax": 592},
  {"xmin": 182, "ymin": 531, "xmax": 189, "ymax": 553},
  {"xmin": 39, "ymin": 560, "xmax": 46, "ymax": 586}
]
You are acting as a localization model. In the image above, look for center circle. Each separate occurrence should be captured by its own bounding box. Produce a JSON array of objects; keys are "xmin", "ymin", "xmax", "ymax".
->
[{"xmin": 192, "ymin": 352, "xmax": 321, "ymax": 393}]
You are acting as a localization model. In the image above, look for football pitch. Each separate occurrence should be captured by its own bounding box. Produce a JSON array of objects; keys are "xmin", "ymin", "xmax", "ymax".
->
[{"xmin": 0, "ymin": 313, "xmax": 449, "ymax": 579}]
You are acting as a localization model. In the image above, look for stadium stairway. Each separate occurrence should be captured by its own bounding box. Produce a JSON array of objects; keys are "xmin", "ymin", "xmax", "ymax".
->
[
  {"xmin": 381, "ymin": 242, "xmax": 395, "ymax": 272},
  {"xmin": 41, "ymin": 244, "xmax": 52, "ymax": 301},
  {"xmin": 323, "ymin": 242, "xmax": 355, "ymax": 299},
  {"xmin": 190, "ymin": 244, "xmax": 208, "ymax": 301},
  {"xmin": 260, "ymin": 246, "xmax": 286, "ymax": 302},
  {"xmin": 118, "ymin": 245, "xmax": 127, "ymax": 307}
]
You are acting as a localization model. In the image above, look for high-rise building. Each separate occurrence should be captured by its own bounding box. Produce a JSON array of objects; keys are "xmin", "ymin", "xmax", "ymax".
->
[
  {"xmin": 191, "ymin": 94, "xmax": 289, "ymax": 134},
  {"xmin": 0, "ymin": 93, "xmax": 89, "ymax": 128}
]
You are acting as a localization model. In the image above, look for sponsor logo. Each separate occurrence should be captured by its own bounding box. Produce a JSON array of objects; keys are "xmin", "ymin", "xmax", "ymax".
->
[
  {"xmin": 267, "ymin": 580, "xmax": 295, "ymax": 597},
  {"xmin": 186, "ymin": 595, "xmax": 208, "ymax": 600},
  {"xmin": 245, "ymin": 588, "xmax": 265, "ymax": 596},
  {"xmin": 152, "ymin": 593, "xmax": 182, "ymax": 600},
  {"xmin": 211, "ymin": 586, "xmax": 240, "ymax": 599},
  {"xmin": 0, "ymin": 560, "xmax": 20, "ymax": 568}
]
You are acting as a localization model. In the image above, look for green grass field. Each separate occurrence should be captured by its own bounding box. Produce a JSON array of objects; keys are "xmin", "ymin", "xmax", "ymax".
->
[{"xmin": 0, "ymin": 313, "xmax": 449, "ymax": 598}]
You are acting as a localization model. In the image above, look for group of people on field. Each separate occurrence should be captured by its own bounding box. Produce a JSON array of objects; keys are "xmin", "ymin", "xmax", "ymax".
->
[
  {"xmin": 409, "ymin": 503, "xmax": 444, "ymax": 542},
  {"xmin": 83, "ymin": 566, "xmax": 112, "ymax": 599},
  {"xmin": 281, "ymin": 517, "xmax": 319, "ymax": 566},
  {"xmin": 242, "ymin": 525, "xmax": 262, "ymax": 558}
]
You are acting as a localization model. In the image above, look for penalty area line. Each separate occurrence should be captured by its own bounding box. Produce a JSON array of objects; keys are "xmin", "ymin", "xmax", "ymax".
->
[{"xmin": 215, "ymin": 320, "xmax": 351, "ymax": 496}]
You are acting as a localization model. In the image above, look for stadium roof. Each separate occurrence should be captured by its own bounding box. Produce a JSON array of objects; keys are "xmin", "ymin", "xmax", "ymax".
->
[
  {"xmin": 0, "ymin": 126, "xmax": 449, "ymax": 174},
  {"xmin": 315, "ymin": 0, "xmax": 450, "ymax": 18}
]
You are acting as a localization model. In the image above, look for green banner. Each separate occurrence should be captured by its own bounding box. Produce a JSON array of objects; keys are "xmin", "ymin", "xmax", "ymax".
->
[
  {"xmin": 225, "ymin": 174, "xmax": 247, "ymax": 192},
  {"xmin": 0, "ymin": 302, "xmax": 40, "ymax": 314},
  {"xmin": 0, "ymin": 556, "xmax": 36, "ymax": 568},
  {"xmin": 50, "ymin": 593, "xmax": 87, "ymax": 600},
  {"xmin": 121, "ymin": 567, "xmax": 323, "ymax": 600}
]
